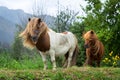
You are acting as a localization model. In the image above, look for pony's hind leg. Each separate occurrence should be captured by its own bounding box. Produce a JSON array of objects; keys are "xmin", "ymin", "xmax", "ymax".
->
[
  {"xmin": 50, "ymin": 51, "xmax": 56, "ymax": 70},
  {"xmin": 39, "ymin": 52, "xmax": 47, "ymax": 70},
  {"xmin": 67, "ymin": 50, "xmax": 74, "ymax": 68},
  {"xmin": 63, "ymin": 52, "xmax": 69, "ymax": 68}
]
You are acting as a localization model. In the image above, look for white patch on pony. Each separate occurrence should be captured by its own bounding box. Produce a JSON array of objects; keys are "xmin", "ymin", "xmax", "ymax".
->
[
  {"xmin": 48, "ymin": 30, "xmax": 77, "ymax": 56},
  {"xmin": 39, "ymin": 28, "xmax": 78, "ymax": 70}
]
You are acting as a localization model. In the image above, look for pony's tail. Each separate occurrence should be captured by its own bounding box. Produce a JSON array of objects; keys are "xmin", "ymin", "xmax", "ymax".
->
[{"xmin": 71, "ymin": 44, "xmax": 79, "ymax": 66}]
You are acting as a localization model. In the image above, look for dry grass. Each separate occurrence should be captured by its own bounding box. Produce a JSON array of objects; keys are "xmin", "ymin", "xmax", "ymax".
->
[{"xmin": 0, "ymin": 67, "xmax": 120, "ymax": 80}]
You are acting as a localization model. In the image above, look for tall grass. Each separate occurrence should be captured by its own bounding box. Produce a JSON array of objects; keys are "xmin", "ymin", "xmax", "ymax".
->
[{"xmin": 0, "ymin": 52, "xmax": 52, "ymax": 70}]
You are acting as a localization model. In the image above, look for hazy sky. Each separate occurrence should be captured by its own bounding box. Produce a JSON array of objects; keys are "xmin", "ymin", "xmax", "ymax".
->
[{"xmin": 0, "ymin": 0, "xmax": 87, "ymax": 16}]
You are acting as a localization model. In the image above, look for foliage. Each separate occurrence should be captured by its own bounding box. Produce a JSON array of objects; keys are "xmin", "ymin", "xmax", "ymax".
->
[
  {"xmin": 70, "ymin": 22, "xmax": 85, "ymax": 66},
  {"xmin": 12, "ymin": 25, "xmax": 23, "ymax": 60},
  {"xmin": 83, "ymin": 0, "xmax": 120, "ymax": 55},
  {"xmin": 0, "ymin": 52, "xmax": 52, "ymax": 70},
  {"xmin": 70, "ymin": 0, "xmax": 120, "ymax": 67},
  {"xmin": 11, "ymin": 25, "xmax": 38, "ymax": 61},
  {"xmin": 55, "ymin": 7, "xmax": 78, "ymax": 32}
]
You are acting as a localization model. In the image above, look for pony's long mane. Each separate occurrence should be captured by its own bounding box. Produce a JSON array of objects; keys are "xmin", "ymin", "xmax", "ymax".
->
[
  {"xmin": 83, "ymin": 30, "xmax": 104, "ymax": 67},
  {"xmin": 83, "ymin": 30, "xmax": 98, "ymax": 40},
  {"xmin": 19, "ymin": 23, "xmax": 35, "ymax": 49},
  {"xmin": 83, "ymin": 30, "xmax": 104, "ymax": 56}
]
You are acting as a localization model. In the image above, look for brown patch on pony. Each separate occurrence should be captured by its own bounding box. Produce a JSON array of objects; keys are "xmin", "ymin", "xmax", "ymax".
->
[
  {"xmin": 36, "ymin": 28, "xmax": 50, "ymax": 52},
  {"xmin": 83, "ymin": 30, "xmax": 104, "ymax": 67},
  {"xmin": 62, "ymin": 31, "xmax": 68, "ymax": 34}
]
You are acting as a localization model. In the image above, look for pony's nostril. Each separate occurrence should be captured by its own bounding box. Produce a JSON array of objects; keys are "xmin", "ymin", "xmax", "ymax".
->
[
  {"xmin": 33, "ymin": 36, "xmax": 36, "ymax": 40},
  {"xmin": 84, "ymin": 44, "xmax": 89, "ymax": 48},
  {"xmin": 32, "ymin": 36, "xmax": 38, "ymax": 42}
]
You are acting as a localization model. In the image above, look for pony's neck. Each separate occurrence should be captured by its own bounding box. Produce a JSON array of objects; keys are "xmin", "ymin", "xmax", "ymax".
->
[
  {"xmin": 40, "ymin": 27, "xmax": 49, "ymax": 37},
  {"xmin": 36, "ymin": 27, "xmax": 50, "ymax": 52}
]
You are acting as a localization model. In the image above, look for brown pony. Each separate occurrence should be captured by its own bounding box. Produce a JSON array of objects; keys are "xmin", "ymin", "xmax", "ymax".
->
[{"xmin": 83, "ymin": 30, "xmax": 104, "ymax": 67}]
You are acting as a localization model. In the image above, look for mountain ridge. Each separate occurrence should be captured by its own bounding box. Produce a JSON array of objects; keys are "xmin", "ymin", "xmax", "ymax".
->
[{"xmin": 0, "ymin": 6, "xmax": 56, "ymax": 46}]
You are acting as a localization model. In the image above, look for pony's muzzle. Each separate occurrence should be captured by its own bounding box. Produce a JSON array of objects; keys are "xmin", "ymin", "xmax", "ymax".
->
[
  {"xmin": 31, "ymin": 36, "xmax": 38, "ymax": 43},
  {"xmin": 84, "ymin": 44, "xmax": 89, "ymax": 48}
]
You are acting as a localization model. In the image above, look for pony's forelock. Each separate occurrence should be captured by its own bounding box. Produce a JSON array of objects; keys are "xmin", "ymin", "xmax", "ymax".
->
[
  {"xmin": 19, "ymin": 22, "xmax": 35, "ymax": 49},
  {"xmin": 83, "ymin": 30, "xmax": 98, "ymax": 40},
  {"xmin": 19, "ymin": 18, "xmax": 49, "ymax": 50}
]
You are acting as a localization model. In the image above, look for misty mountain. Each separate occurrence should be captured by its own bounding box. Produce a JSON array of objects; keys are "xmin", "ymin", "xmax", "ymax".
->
[
  {"xmin": 0, "ymin": 6, "xmax": 29, "ymax": 25},
  {"xmin": 0, "ymin": 16, "xmax": 16, "ymax": 44},
  {"xmin": 0, "ymin": 6, "xmax": 56, "ymax": 46}
]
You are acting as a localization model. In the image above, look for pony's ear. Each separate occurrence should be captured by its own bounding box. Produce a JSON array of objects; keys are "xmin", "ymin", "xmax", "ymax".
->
[
  {"xmin": 90, "ymin": 30, "xmax": 94, "ymax": 34},
  {"xmin": 38, "ymin": 18, "xmax": 41, "ymax": 23},
  {"xmin": 28, "ymin": 18, "xmax": 31, "ymax": 22}
]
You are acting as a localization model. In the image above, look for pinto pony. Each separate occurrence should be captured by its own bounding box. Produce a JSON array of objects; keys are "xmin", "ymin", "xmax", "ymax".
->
[
  {"xmin": 19, "ymin": 17, "xmax": 79, "ymax": 70},
  {"xmin": 83, "ymin": 30, "xmax": 104, "ymax": 67}
]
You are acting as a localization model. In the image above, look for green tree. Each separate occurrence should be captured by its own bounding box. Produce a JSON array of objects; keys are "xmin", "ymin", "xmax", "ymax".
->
[
  {"xmin": 82, "ymin": 0, "xmax": 120, "ymax": 55},
  {"xmin": 70, "ymin": 0, "xmax": 120, "ymax": 66},
  {"xmin": 70, "ymin": 22, "xmax": 85, "ymax": 66},
  {"xmin": 55, "ymin": 7, "xmax": 79, "ymax": 32},
  {"xmin": 12, "ymin": 25, "xmax": 23, "ymax": 60},
  {"xmin": 12, "ymin": 25, "xmax": 37, "ymax": 60}
]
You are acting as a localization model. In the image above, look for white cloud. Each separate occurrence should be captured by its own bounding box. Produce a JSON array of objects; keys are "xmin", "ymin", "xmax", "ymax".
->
[
  {"xmin": 0, "ymin": 0, "xmax": 34, "ymax": 13},
  {"xmin": 0, "ymin": 0, "xmax": 87, "ymax": 16}
]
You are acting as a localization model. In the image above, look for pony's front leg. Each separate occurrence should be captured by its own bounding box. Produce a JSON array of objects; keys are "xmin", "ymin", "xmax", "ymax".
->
[
  {"xmin": 50, "ymin": 51, "xmax": 56, "ymax": 70},
  {"xmin": 39, "ymin": 52, "xmax": 47, "ymax": 70}
]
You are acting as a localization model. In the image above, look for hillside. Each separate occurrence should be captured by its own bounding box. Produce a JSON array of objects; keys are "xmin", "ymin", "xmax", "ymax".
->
[
  {"xmin": 0, "ymin": 6, "xmax": 29, "ymax": 25},
  {"xmin": 0, "ymin": 67, "xmax": 120, "ymax": 80},
  {"xmin": 0, "ymin": 6, "xmax": 29, "ymax": 45},
  {"xmin": 0, "ymin": 6, "xmax": 56, "ymax": 45},
  {"xmin": 0, "ymin": 16, "xmax": 16, "ymax": 44}
]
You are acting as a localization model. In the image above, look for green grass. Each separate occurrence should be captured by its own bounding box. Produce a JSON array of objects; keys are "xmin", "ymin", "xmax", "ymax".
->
[
  {"xmin": 0, "ymin": 52, "xmax": 120, "ymax": 80},
  {"xmin": 0, "ymin": 67, "xmax": 120, "ymax": 80},
  {"xmin": 0, "ymin": 52, "xmax": 52, "ymax": 70}
]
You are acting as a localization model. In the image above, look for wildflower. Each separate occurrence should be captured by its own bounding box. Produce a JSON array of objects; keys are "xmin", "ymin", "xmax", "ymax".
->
[
  {"xmin": 109, "ymin": 51, "xmax": 113, "ymax": 56},
  {"xmin": 113, "ymin": 61, "xmax": 117, "ymax": 66},
  {"xmin": 102, "ymin": 60, "xmax": 105, "ymax": 62},
  {"xmin": 112, "ymin": 57, "xmax": 115, "ymax": 60},
  {"xmin": 118, "ymin": 56, "xmax": 120, "ymax": 59},
  {"xmin": 105, "ymin": 58, "xmax": 108, "ymax": 60},
  {"xmin": 115, "ymin": 55, "xmax": 120, "ymax": 60},
  {"xmin": 108, "ymin": 60, "xmax": 111, "ymax": 62}
]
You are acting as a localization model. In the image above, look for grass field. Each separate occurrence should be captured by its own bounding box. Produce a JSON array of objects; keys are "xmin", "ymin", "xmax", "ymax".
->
[{"xmin": 0, "ymin": 67, "xmax": 120, "ymax": 80}]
